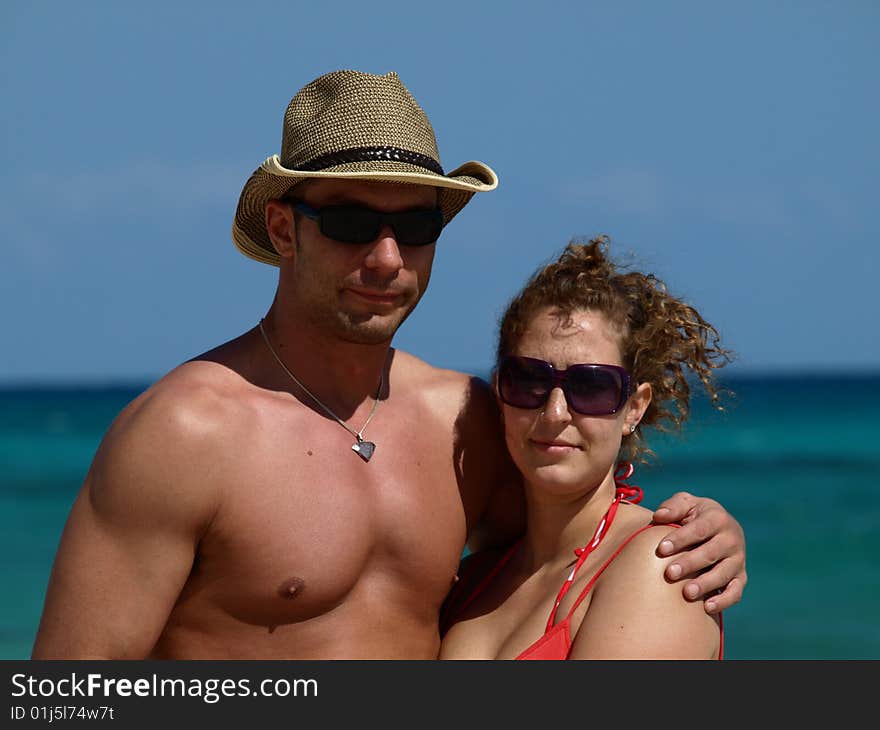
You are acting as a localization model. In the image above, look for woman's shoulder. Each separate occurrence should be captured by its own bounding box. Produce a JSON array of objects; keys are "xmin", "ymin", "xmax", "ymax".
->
[
  {"xmin": 602, "ymin": 506, "xmax": 676, "ymax": 577},
  {"xmin": 586, "ymin": 516, "xmax": 706, "ymax": 633},
  {"xmin": 569, "ymin": 511, "xmax": 719, "ymax": 658}
]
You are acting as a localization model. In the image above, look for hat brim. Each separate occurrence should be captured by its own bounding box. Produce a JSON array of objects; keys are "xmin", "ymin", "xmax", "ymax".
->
[{"xmin": 232, "ymin": 155, "xmax": 498, "ymax": 266}]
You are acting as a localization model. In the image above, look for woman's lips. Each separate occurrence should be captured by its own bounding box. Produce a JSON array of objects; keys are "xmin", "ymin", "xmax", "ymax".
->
[{"xmin": 531, "ymin": 439, "xmax": 579, "ymax": 453}]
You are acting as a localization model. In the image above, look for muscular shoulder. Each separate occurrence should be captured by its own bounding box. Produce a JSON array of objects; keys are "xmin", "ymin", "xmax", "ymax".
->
[
  {"xmin": 391, "ymin": 349, "xmax": 488, "ymax": 414},
  {"xmin": 106, "ymin": 362, "xmax": 257, "ymax": 463},
  {"xmin": 87, "ymin": 361, "xmax": 258, "ymax": 530},
  {"xmin": 134, "ymin": 360, "xmax": 258, "ymax": 429},
  {"xmin": 391, "ymin": 350, "xmax": 500, "ymax": 444}
]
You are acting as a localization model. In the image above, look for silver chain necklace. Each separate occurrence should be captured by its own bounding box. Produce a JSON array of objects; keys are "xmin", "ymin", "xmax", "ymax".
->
[{"xmin": 258, "ymin": 319, "xmax": 381, "ymax": 462}]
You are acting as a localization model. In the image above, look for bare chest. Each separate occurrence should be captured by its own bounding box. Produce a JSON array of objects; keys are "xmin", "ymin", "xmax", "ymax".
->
[
  {"xmin": 175, "ymin": 404, "xmax": 468, "ymax": 634},
  {"xmin": 441, "ymin": 527, "xmax": 643, "ymax": 660},
  {"xmin": 442, "ymin": 568, "xmax": 576, "ymax": 659}
]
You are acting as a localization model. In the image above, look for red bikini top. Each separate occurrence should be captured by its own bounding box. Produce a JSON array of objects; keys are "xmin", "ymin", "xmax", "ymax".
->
[{"xmin": 442, "ymin": 463, "xmax": 724, "ymax": 660}]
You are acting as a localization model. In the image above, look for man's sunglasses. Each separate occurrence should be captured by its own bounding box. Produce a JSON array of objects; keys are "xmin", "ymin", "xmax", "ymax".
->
[
  {"xmin": 497, "ymin": 356, "xmax": 632, "ymax": 416},
  {"xmin": 289, "ymin": 201, "xmax": 444, "ymax": 247}
]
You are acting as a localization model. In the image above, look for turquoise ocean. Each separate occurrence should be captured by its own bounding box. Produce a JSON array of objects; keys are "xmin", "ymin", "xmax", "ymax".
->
[{"xmin": 2, "ymin": 373, "xmax": 879, "ymax": 659}]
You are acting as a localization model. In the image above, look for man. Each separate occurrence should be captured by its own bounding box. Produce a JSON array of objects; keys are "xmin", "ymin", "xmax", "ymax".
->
[{"xmin": 32, "ymin": 70, "xmax": 746, "ymax": 659}]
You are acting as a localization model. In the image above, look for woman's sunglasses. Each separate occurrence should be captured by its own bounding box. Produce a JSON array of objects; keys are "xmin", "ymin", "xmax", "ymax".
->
[
  {"xmin": 290, "ymin": 201, "xmax": 444, "ymax": 247},
  {"xmin": 497, "ymin": 356, "xmax": 632, "ymax": 416}
]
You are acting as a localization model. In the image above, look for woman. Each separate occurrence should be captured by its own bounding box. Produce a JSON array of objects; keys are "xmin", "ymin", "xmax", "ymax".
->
[{"xmin": 440, "ymin": 237, "xmax": 731, "ymax": 660}]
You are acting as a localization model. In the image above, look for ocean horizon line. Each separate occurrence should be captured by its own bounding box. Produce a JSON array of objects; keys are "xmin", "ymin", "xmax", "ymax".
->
[{"xmin": 1, "ymin": 365, "xmax": 879, "ymax": 392}]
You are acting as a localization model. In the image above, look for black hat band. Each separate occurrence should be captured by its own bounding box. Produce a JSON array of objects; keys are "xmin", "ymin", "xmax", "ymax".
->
[{"xmin": 295, "ymin": 146, "xmax": 445, "ymax": 176}]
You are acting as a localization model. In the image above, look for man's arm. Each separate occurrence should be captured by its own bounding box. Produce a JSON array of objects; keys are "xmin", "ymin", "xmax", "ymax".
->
[
  {"xmin": 652, "ymin": 492, "xmax": 747, "ymax": 613},
  {"xmin": 451, "ymin": 376, "xmax": 525, "ymax": 554},
  {"xmin": 471, "ymin": 470, "xmax": 748, "ymax": 612},
  {"xmin": 31, "ymin": 386, "xmax": 218, "ymax": 659}
]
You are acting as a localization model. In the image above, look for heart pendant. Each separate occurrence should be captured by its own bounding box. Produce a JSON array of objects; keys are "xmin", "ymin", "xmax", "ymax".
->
[{"xmin": 351, "ymin": 440, "xmax": 376, "ymax": 462}]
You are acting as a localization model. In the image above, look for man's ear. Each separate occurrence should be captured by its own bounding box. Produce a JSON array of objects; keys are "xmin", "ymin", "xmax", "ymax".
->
[
  {"xmin": 623, "ymin": 381, "xmax": 652, "ymax": 436},
  {"xmin": 265, "ymin": 200, "xmax": 297, "ymax": 259}
]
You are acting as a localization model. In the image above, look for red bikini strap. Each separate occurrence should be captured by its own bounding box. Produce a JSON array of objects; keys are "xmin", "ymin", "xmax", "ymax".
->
[
  {"xmin": 561, "ymin": 521, "xmax": 725, "ymax": 660},
  {"xmin": 544, "ymin": 463, "xmax": 642, "ymax": 631},
  {"xmin": 614, "ymin": 461, "xmax": 643, "ymax": 504},
  {"xmin": 564, "ymin": 523, "xmax": 657, "ymax": 620}
]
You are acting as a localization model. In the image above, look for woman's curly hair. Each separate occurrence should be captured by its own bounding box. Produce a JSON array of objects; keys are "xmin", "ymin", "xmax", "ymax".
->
[{"xmin": 496, "ymin": 236, "xmax": 734, "ymax": 463}]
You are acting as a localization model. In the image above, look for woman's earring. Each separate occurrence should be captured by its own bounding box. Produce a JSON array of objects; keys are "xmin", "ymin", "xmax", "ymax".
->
[{"xmin": 629, "ymin": 424, "xmax": 636, "ymax": 434}]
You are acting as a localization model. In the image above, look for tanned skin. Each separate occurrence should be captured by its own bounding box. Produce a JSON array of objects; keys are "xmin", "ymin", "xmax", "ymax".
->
[{"xmin": 32, "ymin": 180, "xmax": 745, "ymax": 659}]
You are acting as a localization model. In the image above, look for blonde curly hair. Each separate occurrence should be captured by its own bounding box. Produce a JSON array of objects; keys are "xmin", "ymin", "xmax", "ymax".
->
[{"xmin": 496, "ymin": 236, "xmax": 734, "ymax": 463}]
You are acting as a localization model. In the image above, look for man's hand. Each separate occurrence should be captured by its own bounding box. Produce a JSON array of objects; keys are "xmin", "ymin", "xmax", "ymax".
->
[{"xmin": 652, "ymin": 492, "xmax": 747, "ymax": 614}]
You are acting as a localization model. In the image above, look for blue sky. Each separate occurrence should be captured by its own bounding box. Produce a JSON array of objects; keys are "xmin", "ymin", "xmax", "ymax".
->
[{"xmin": 2, "ymin": 1, "xmax": 877, "ymax": 382}]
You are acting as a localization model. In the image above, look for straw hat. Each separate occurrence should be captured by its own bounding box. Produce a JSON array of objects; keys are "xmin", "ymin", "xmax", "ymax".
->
[{"xmin": 232, "ymin": 70, "xmax": 499, "ymax": 266}]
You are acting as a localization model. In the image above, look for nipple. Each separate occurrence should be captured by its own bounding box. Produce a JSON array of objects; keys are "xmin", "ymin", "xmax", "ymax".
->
[{"xmin": 277, "ymin": 577, "xmax": 306, "ymax": 600}]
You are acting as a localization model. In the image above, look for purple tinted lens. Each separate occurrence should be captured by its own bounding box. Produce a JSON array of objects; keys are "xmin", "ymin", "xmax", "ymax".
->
[
  {"xmin": 499, "ymin": 357, "xmax": 627, "ymax": 415},
  {"xmin": 499, "ymin": 357, "xmax": 553, "ymax": 409},
  {"xmin": 565, "ymin": 365, "xmax": 625, "ymax": 415}
]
